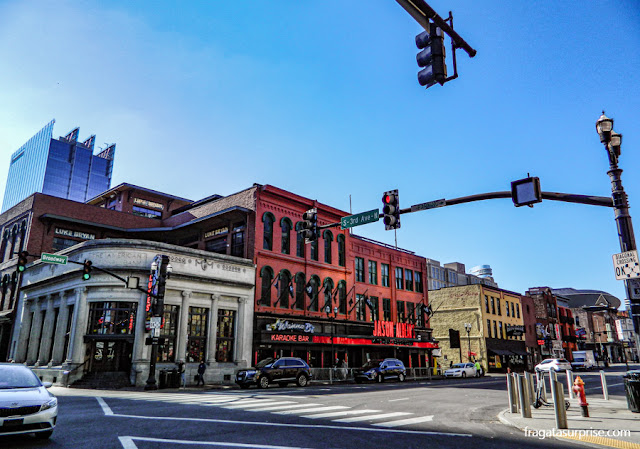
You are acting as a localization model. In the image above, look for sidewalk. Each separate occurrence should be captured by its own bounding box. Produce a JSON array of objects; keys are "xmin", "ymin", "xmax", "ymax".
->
[{"xmin": 499, "ymin": 396, "xmax": 640, "ymax": 448}]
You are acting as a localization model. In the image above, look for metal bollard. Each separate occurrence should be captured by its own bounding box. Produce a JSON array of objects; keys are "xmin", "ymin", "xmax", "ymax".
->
[
  {"xmin": 517, "ymin": 374, "xmax": 532, "ymax": 418},
  {"xmin": 525, "ymin": 371, "xmax": 535, "ymax": 404},
  {"xmin": 550, "ymin": 375, "xmax": 568, "ymax": 429},
  {"xmin": 566, "ymin": 370, "xmax": 574, "ymax": 399},
  {"xmin": 513, "ymin": 373, "xmax": 521, "ymax": 411},
  {"xmin": 507, "ymin": 373, "xmax": 518, "ymax": 412},
  {"xmin": 600, "ymin": 370, "xmax": 609, "ymax": 400}
]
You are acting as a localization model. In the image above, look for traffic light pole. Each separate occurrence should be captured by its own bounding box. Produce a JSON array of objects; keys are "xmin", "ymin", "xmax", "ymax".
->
[{"xmin": 145, "ymin": 255, "xmax": 169, "ymax": 391}]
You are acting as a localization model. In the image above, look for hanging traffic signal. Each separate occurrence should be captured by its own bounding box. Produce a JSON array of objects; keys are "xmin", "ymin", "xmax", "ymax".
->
[
  {"xmin": 301, "ymin": 208, "xmax": 318, "ymax": 243},
  {"xmin": 17, "ymin": 251, "xmax": 29, "ymax": 272},
  {"xmin": 511, "ymin": 176, "xmax": 542, "ymax": 207},
  {"xmin": 82, "ymin": 260, "xmax": 92, "ymax": 280},
  {"xmin": 415, "ymin": 25, "xmax": 447, "ymax": 88},
  {"xmin": 382, "ymin": 190, "xmax": 401, "ymax": 230}
]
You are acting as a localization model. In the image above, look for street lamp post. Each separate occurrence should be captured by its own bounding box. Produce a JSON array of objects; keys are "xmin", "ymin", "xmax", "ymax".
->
[
  {"xmin": 464, "ymin": 323, "xmax": 472, "ymax": 362},
  {"xmin": 325, "ymin": 305, "xmax": 338, "ymax": 368},
  {"xmin": 145, "ymin": 255, "xmax": 172, "ymax": 391}
]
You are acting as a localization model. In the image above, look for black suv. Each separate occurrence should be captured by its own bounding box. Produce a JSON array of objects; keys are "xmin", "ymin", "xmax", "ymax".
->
[
  {"xmin": 235, "ymin": 357, "xmax": 312, "ymax": 389},
  {"xmin": 354, "ymin": 358, "xmax": 406, "ymax": 383}
]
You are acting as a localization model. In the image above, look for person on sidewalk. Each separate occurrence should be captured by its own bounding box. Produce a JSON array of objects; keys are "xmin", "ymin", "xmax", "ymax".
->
[
  {"xmin": 177, "ymin": 360, "xmax": 186, "ymax": 388},
  {"xmin": 197, "ymin": 360, "xmax": 207, "ymax": 386},
  {"xmin": 474, "ymin": 359, "xmax": 483, "ymax": 377}
]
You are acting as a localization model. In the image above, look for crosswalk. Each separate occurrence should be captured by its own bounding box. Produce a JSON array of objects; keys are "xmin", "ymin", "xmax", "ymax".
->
[{"xmin": 55, "ymin": 388, "xmax": 435, "ymax": 429}]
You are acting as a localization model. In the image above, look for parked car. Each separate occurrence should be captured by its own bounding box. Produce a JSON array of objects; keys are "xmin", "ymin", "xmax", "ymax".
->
[
  {"xmin": 535, "ymin": 358, "xmax": 572, "ymax": 372},
  {"xmin": 444, "ymin": 363, "xmax": 478, "ymax": 378},
  {"xmin": 235, "ymin": 357, "xmax": 312, "ymax": 389},
  {"xmin": 571, "ymin": 351, "xmax": 596, "ymax": 371},
  {"xmin": 354, "ymin": 358, "xmax": 406, "ymax": 383},
  {"xmin": 0, "ymin": 363, "xmax": 57, "ymax": 439}
]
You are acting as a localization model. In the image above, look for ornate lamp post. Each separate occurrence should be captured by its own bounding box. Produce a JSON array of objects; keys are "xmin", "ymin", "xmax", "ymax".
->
[{"xmin": 464, "ymin": 322, "xmax": 472, "ymax": 362}]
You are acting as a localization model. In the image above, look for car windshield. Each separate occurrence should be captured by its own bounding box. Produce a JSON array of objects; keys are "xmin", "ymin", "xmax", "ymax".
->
[
  {"xmin": 451, "ymin": 364, "xmax": 465, "ymax": 369},
  {"xmin": 0, "ymin": 365, "xmax": 42, "ymax": 389},
  {"xmin": 256, "ymin": 358, "xmax": 275, "ymax": 368},
  {"xmin": 361, "ymin": 360, "xmax": 382, "ymax": 370}
]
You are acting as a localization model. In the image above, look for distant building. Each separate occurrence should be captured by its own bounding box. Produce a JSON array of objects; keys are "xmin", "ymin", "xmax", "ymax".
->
[
  {"xmin": 426, "ymin": 259, "xmax": 498, "ymax": 291},
  {"xmin": 1, "ymin": 120, "xmax": 116, "ymax": 212}
]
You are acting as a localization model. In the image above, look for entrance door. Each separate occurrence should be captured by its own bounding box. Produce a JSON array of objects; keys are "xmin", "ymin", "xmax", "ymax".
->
[{"xmin": 90, "ymin": 340, "xmax": 132, "ymax": 372}]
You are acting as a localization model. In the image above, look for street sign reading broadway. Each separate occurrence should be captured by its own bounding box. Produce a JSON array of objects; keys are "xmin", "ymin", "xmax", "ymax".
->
[
  {"xmin": 340, "ymin": 209, "xmax": 380, "ymax": 230},
  {"xmin": 41, "ymin": 253, "xmax": 68, "ymax": 265},
  {"xmin": 612, "ymin": 250, "xmax": 640, "ymax": 280}
]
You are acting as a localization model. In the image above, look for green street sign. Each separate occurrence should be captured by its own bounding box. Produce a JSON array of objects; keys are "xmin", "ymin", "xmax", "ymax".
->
[
  {"xmin": 41, "ymin": 253, "xmax": 68, "ymax": 265},
  {"xmin": 341, "ymin": 209, "xmax": 380, "ymax": 230},
  {"xmin": 410, "ymin": 199, "xmax": 446, "ymax": 212}
]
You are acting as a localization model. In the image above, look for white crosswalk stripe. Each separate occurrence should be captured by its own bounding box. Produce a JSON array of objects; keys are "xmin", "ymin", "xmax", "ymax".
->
[
  {"xmin": 274, "ymin": 406, "xmax": 349, "ymax": 415},
  {"xmin": 373, "ymin": 416, "xmax": 434, "ymax": 427},
  {"xmin": 333, "ymin": 412, "xmax": 412, "ymax": 423},
  {"xmin": 303, "ymin": 409, "xmax": 380, "ymax": 419},
  {"xmin": 247, "ymin": 403, "xmax": 322, "ymax": 412},
  {"xmin": 223, "ymin": 400, "xmax": 295, "ymax": 409}
]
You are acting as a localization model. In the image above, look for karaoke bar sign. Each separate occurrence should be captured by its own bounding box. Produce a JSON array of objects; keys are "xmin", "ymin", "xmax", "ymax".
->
[{"xmin": 373, "ymin": 320, "xmax": 415, "ymax": 339}]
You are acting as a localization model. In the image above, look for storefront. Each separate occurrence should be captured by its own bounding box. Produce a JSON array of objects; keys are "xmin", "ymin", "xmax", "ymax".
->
[
  {"xmin": 486, "ymin": 338, "xmax": 528, "ymax": 373},
  {"xmin": 254, "ymin": 316, "xmax": 437, "ymax": 370}
]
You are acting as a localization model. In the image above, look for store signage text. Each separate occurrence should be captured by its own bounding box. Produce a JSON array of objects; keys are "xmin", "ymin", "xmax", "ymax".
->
[
  {"xmin": 55, "ymin": 227, "xmax": 95, "ymax": 240},
  {"xmin": 270, "ymin": 334, "xmax": 311, "ymax": 342},
  {"xmin": 266, "ymin": 319, "xmax": 315, "ymax": 333},
  {"xmin": 204, "ymin": 227, "xmax": 229, "ymax": 239},
  {"xmin": 133, "ymin": 198, "xmax": 164, "ymax": 210},
  {"xmin": 373, "ymin": 320, "xmax": 414, "ymax": 339}
]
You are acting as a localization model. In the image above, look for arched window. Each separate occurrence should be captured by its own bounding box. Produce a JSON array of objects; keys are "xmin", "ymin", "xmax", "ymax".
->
[
  {"xmin": 322, "ymin": 278, "xmax": 334, "ymax": 312},
  {"xmin": 295, "ymin": 222, "xmax": 305, "ymax": 258},
  {"xmin": 262, "ymin": 212, "xmax": 275, "ymax": 251},
  {"xmin": 259, "ymin": 266, "xmax": 274, "ymax": 306},
  {"xmin": 8, "ymin": 271, "xmax": 17, "ymax": 309},
  {"xmin": 280, "ymin": 218, "xmax": 292, "ymax": 255},
  {"xmin": 277, "ymin": 270, "xmax": 292, "ymax": 308},
  {"xmin": 8, "ymin": 225, "xmax": 18, "ymax": 259},
  {"xmin": 0, "ymin": 229, "xmax": 9, "ymax": 263},
  {"xmin": 323, "ymin": 230, "xmax": 333, "ymax": 264},
  {"xmin": 294, "ymin": 273, "xmax": 306, "ymax": 310},
  {"xmin": 337, "ymin": 281, "xmax": 347, "ymax": 314},
  {"xmin": 16, "ymin": 221, "xmax": 26, "ymax": 254},
  {"xmin": 310, "ymin": 239, "xmax": 318, "ymax": 261},
  {"xmin": 337, "ymin": 234, "xmax": 345, "ymax": 267},
  {"xmin": 308, "ymin": 275, "xmax": 320, "ymax": 312},
  {"xmin": 0, "ymin": 275, "xmax": 9, "ymax": 310}
]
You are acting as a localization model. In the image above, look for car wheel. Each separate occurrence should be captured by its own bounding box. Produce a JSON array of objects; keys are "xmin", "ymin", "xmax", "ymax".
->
[
  {"xmin": 259, "ymin": 376, "xmax": 269, "ymax": 389},
  {"xmin": 461, "ymin": 372, "xmax": 467, "ymax": 378},
  {"xmin": 376, "ymin": 373, "xmax": 383, "ymax": 383},
  {"xmin": 296, "ymin": 374, "xmax": 308, "ymax": 387},
  {"xmin": 398, "ymin": 373, "xmax": 405, "ymax": 382},
  {"xmin": 34, "ymin": 430, "xmax": 54, "ymax": 439}
]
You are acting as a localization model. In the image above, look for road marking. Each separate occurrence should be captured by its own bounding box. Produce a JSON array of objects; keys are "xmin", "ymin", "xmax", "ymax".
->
[
  {"xmin": 119, "ymin": 436, "xmax": 316, "ymax": 449},
  {"xmin": 333, "ymin": 412, "xmax": 412, "ymax": 423},
  {"xmin": 247, "ymin": 403, "xmax": 322, "ymax": 412},
  {"xmin": 303, "ymin": 409, "xmax": 380, "ymax": 419},
  {"xmin": 388, "ymin": 398, "xmax": 408, "ymax": 402},
  {"xmin": 373, "ymin": 416, "xmax": 434, "ymax": 427},
  {"xmin": 96, "ymin": 397, "xmax": 114, "ymax": 416},
  {"xmin": 274, "ymin": 406, "xmax": 349, "ymax": 415},
  {"xmin": 224, "ymin": 401, "xmax": 295, "ymax": 409}
]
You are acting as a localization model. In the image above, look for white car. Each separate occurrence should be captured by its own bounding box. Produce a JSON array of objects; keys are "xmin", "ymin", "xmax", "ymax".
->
[
  {"xmin": 535, "ymin": 358, "xmax": 572, "ymax": 373},
  {"xmin": 0, "ymin": 363, "xmax": 57, "ymax": 439},
  {"xmin": 444, "ymin": 363, "xmax": 478, "ymax": 378}
]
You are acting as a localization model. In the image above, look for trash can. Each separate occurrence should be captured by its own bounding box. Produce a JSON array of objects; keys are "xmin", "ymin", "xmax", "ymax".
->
[
  {"xmin": 168, "ymin": 370, "xmax": 181, "ymax": 388},
  {"xmin": 159, "ymin": 370, "xmax": 168, "ymax": 389},
  {"xmin": 623, "ymin": 370, "xmax": 640, "ymax": 413}
]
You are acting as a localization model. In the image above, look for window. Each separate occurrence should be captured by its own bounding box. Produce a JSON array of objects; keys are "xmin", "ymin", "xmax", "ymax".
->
[
  {"xmin": 397, "ymin": 300, "xmax": 406, "ymax": 323},
  {"xmin": 487, "ymin": 319, "xmax": 492, "ymax": 338},
  {"xmin": 496, "ymin": 298, "xmax": 501, "ymax": 316},
  {"xmin": 485, "ymin": 295, "xmax": 489, "ymax": 313},
  {"xmin": 294, "ymin": 273, "xmax": 306, "ymax": 310},
  {"xmin": 260, "ymin": 266, "xmax": 274, "ymax": 306},
  {"xmin": 355, "ymin": 257, "xmax": 365, "ymax": 282},
  {"xmin": 337, "ymin": 235, "xmax": 345, "ymax": 267},
  {"xmin": 405, "ymin": 270, "xmax": 413, "ymax": 291},
  {"xmin": 356, "ymin": 294, "xmax": 366, "ymax": 321},
  {"xmin": 323, "ymin": 278, "xmax": 334, "ymax": 311},
  {"xmin": 491, "ymin": 297, "xmax": 495, "ymax": 314},
  {"xmin": 415, "ymin": 271, "xmax": 423, "ymax": 293},
  {"xmin": 395, "ymin": 268, "xmax": 404, "ymax": 290},
  {"xmin": 337, "ymin": 281, "xmax": 347, "ymax": 314},
  {"xmin": 493, "ymin": 321, "xmax": 497, "ymax": 339},
  {"xmin": 499, "ymin": 322, "xmax": 503, "ymax": 339},
  {"xmin": 216, "ymin": 309, "xmax": 236, "ymax": 363},
  {"xmin": 52, "ymin": 237, "xmax": 79, "ymax": 251},
  {"xmin": 511, "ymin": 302, "xmax": 515, "ymax": 318},
  {"xmin": 132, "ymin": 206, "xmax": 162, "ymax": 219},
  {"xmin": 308, "ymin": 276, "xmax": 320, "ymax": 312},
  {"xmin": 310, "ymin": 239, "xmax": 318, "ymax": 261},
  {"xmin": 506, "ymin": 301, "xmax": 510, "ymax": 317},
  {"xmin": 381, "ymin": 264, "xmax": 390, "ymax": 287},
  {"xmin": 368, "ymin": 260, "xmax": 378, "ymax": 285},
  {"xmin": 406, "ymin": 302, "xmax": 415, "ymax": 324},
  {"xmin": 262, "ymin": 212, "xmax": 274, "ymax": 251},
  {"xmin": 383, "ymin": 298, "xmax": 391, "ymax": 321},
  {"xmin": 205, "ymin": 236, "xmax": 227, "ymax": 254},
  {"xmin": 278, "ymin": 270, "xmax": 292, "ymax": 308},
  {"xmin": 187, "ymin": 307, "xmax": 208, "ymax": 363},
  {"xmin": 231, "ymin": 223, "xmax": 245, "ymax": 257},
  {"xmin": 323, "ymin": 230, "xmax": 333, "ymax": 264},
  {"xmin": 87, "ymin": 302, "xmax": 136, "ymax": 335},
  {"xmin": 295, "ymin": 222, "xmax": 305, "ymax": 258},
  {"xmin": 369, "ymin": 296, "xmax": 379, "ymax": 322},
  {"xmin": 281, "ymin": 218, "xmax": 292, "ymax": 255},
  {"xmin": 158, "ymin": 305, "xmax": 179, "ymax": 362}
]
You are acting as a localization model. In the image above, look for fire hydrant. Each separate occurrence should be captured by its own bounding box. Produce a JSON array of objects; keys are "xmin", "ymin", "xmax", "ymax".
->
[{"xmin": 573, "ymin": 376, "xmax": 589, "ymax": 417}]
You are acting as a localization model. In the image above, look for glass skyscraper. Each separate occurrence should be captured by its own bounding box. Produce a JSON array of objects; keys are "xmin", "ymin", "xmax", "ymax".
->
[{"xmin": 2, "ymin": 120, "xmax": 115, "ymax": 212}]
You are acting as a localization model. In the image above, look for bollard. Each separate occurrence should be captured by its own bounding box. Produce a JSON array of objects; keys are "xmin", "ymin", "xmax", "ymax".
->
[
  {"xmin": 537, "ymin": 371, "xmax": 547, "ymax": 402},
  {"xmin": 525, "ymin": 371, "xmax": 535, "ymax": 405},
  {"xmin": 517, "ymin": 374, "xmax": 532, "ymax": 418},
  {"xmin": 507, "ymin": 372, "xmax": 517, "ymax": 412},
  {"xmin": 600, "ymin": 370, "xmax": 609, "ymax": 400},
  {"xmin": 573, "ymin": 376, "xmax": 589, "ymax": 417},
  {"xmin": 512, "ymin": 373, "xmax": 520, "ymax": 411},
  {"xmin": 550, "ymin": 375, "xmax": 568, "ymax": 429},
  {"xmin": 566, "ymin": 370, "xmax": 574, "ymax": 399}
]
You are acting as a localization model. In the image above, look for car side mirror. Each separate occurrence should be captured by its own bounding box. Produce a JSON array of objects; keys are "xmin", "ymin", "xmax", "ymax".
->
[{"xmin": 42, "ymin": 382, "xmax": 53, "ymax": 388}]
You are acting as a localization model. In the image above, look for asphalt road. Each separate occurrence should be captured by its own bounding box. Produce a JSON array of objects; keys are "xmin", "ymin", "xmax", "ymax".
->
[{"xmin": 1, "ymin": 367, "xmax": 635, "ymax": 449}]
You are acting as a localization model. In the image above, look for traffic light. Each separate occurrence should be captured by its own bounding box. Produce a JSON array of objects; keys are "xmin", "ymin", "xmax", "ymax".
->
[
  {"xmin": 17, "ymin": 251, "xmax": 29, "ymax": 272},
  {"xmin": 382, "ymin": 190, "xmax": 401, "ymax": 230},
  {"xmin": 415, "ymin": 25, "xmax": 447, "ymax": 88},
  {"xmin": 82, "ymin": 260, "xmax": 92, "ymax": 280},
  {"xmin": 301, "ymin": 208, "xmax": 318, "ymax": 243},
  {"xmin": 511, "ymin": 176, "xmax": 542, "ymax": 207}
]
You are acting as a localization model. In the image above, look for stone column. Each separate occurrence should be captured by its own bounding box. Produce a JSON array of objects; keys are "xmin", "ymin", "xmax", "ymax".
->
[
  {"xmin": 27, "ymin": 299, "xmax": 44, "ymax": 365},
  {"xmin": 51, "ymin": 292, "xmax": 70, "ymax": 365},
  {"xmin": 207, "ymin": 294, "xmax": 220, "ymax": 363},
  {"xmin": 66, "ymin": 287, "xmax": 88, "ymax": 365},
  {"xmin": 37, "ymin": 295, "xmax": 55, "ymax": 366},
  {"xmin": 176, "ymin": 290, "xmax": 191, "ymax": 362},
  {"xmin": 15, "ymin": 297, "xmax": 34, "ymax": 363},
  {"xmin": 234, "ymin": 296, "xmax": 247, "ymax": 364},
  {"xmin": 132, "ymin": 291, "xmax": 149, "ymax": 365}
]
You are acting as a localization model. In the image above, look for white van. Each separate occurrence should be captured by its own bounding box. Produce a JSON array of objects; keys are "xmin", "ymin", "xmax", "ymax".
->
[{"xmin": 571, "ymin": 350, "xmax": 596, "ymax": 370}]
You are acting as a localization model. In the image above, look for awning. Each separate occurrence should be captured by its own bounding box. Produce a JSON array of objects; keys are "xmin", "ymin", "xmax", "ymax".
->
[
  {"xmin": 489, "ymin": 349, "xmax": 512, "ymax": 356},
  {"xmin": 510, "ymin": 349, "xmax": 528, "ymax": 356}
]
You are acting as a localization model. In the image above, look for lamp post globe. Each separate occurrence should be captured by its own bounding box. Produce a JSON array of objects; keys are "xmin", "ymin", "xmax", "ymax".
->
[{"xmin": 596, "ymin": 111, "xmax": 613, "ymax": 143}]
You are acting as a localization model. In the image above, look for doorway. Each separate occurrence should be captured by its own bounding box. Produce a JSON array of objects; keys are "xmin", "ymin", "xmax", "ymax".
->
[{"xmin": 89, "ymin": 340, "xmax": 132, "ymax": 372}]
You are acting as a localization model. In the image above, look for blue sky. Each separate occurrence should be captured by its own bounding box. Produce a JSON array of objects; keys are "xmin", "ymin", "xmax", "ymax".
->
[{"xmin": 1, "ymin": 0, "xmax": 639, "ymax": 305}]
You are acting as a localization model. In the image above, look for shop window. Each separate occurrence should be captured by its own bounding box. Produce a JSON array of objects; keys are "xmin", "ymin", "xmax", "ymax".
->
[
  {"xmin": 231, "ymin": 223, "xmax": 245, "ymax": 257},
  {"xmin": 216, "ymin": 309, "xmax": 236, "ymax": 363},
  {"xmin": 158, "ymin": 305, "xmax": 179, "ymax": 362},
  {"xmin": 186, "ymin": 307, "xmax": 208, "ymax": 363},
  {"xmin": 405, "ymin": 270, "xmax": 413, "ymax": 291},
  {"xmin": 368, "ymin": 260, "xmax": 377, "ymax": 285},
  {"xmin": 323, "ymin": 230, "xmax": 333, "ymax": 264},
  {"xmin": 281, "ymin": 218, "xmax": 292, "ymax": 255},
  {"xmin": 260, "ymin": 266, "xmax": 274, "ymax": 306},
  {"xmin": 381, "ymin": 264, "xmax": 389, "ymax": 287},
  {"xmin": 355, "ymin": 257, "xmax": 364, "ymax": 282},
  {"xmin": 337, "ymin": 235, "xmax": 345, "ymax": 267},
  {"xmin": 262, "ymin": 212, "xmax": 274, "ymax": 251},
  {"xmin": 395, "ymin": 267, "xmax": 404, "ymax": 290},
  {"xmin": 87, "ymin": 302, "xmax": 137, "ymax": 335}
]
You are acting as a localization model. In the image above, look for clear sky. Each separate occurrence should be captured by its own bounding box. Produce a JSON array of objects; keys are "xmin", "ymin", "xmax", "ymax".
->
[{"xmin": 1, "ymin": 0, "xmax": 639, "ymax": 305}]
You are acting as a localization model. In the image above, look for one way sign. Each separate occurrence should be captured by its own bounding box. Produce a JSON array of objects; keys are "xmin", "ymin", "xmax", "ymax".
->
[{"xmin": 613, "ymin": 250, "xmax": 640, "ymax": 280}]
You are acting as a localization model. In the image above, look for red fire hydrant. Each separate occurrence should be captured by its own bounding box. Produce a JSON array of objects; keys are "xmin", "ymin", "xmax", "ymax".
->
[{"xmin": 573, "ymin": 376, "xmax": 589, "ymax": 417}]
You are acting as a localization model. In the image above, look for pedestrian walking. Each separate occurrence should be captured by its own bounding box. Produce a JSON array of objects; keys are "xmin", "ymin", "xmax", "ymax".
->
[
  {"xmin": 177, "ymin": 360, "xmax": 186, "ymax": 388},
  {"xmin": 197, "ymin": 360, "xmax": 207, "ymax": 386},
  {"xmin": 474, "ymin": 359, "xmax": 483, "ymax": 377}
]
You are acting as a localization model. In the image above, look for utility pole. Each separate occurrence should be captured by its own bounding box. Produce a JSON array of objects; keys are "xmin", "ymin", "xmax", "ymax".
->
[{"xmin": 145, "ymin": 254, "xmax": 170, "ymax": 390}]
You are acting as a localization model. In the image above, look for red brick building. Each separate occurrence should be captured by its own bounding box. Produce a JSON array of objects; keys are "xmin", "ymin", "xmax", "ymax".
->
[{"xmin": 557, "ymin": 306, "xmax": 577, "ymax": 361}]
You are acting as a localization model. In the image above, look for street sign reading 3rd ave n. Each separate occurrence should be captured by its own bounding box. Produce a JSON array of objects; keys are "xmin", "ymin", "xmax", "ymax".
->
[
  {"xmin": 340, "ymin": 209, "xmax": 380, "ymax": 230},
  {"xmin": 612, "ymin": 250, "xmax": 640, "ymax": 280}
]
